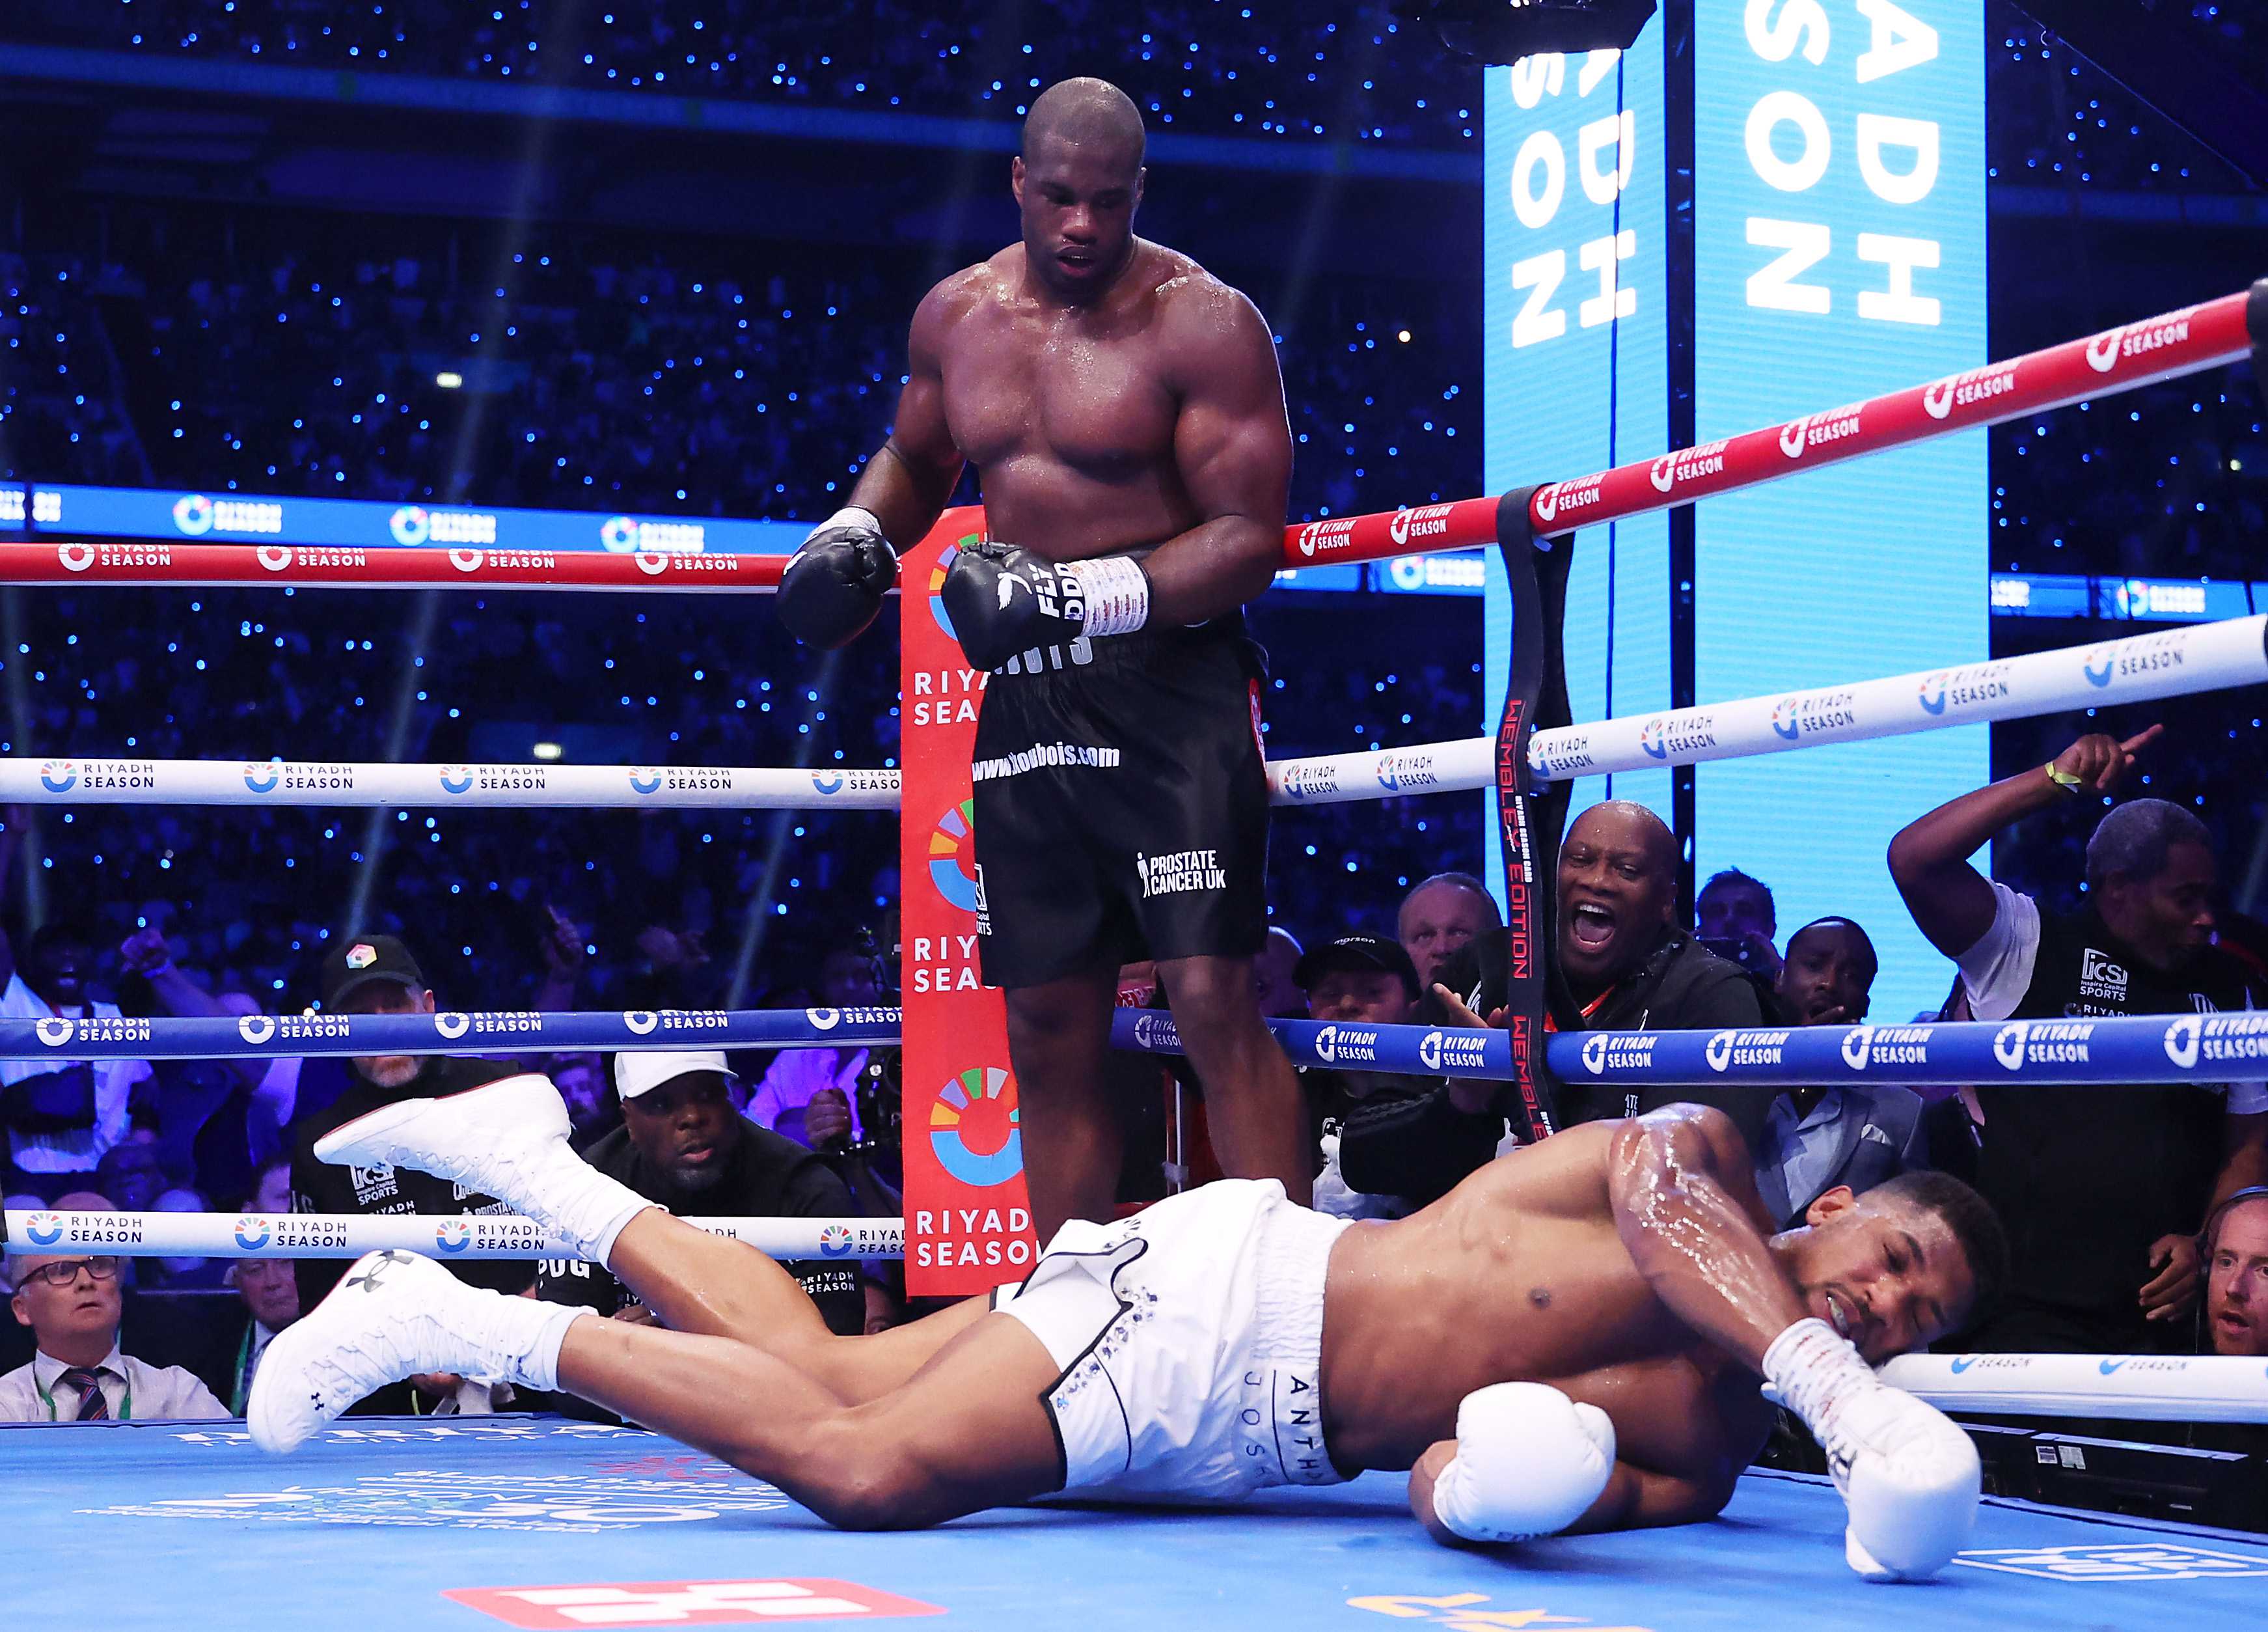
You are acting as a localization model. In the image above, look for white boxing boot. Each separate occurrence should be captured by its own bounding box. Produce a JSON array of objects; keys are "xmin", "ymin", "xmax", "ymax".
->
[
  {"xmin": 248, "ymin": 1249, "xmax": 590, "ymax": 1454},
  {"xmin": 314, "ymin": 1072, "xmax": 651, "ymax": 1265}
]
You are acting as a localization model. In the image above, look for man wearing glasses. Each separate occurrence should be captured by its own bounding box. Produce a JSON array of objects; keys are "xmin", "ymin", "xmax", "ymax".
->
[{"xmin": 2, "ymin": 1200, "xmax": 228, "ymax": 1420}]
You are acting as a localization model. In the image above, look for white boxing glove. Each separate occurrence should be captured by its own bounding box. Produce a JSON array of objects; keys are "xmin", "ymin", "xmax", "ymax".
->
[
  {"xmin": 1429, "ymin": 1382, "xmax": 1616, "ymax": 1543},
  {"xmin": 1764, "ymin": 1318, "xmax": 1980, "ymax": 1581}
]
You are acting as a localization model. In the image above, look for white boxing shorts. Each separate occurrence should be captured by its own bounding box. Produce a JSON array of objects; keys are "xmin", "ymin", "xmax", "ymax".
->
[{"xmin": 991, "ymin": 1178, "xmax": 1352, "ymax": 1504}]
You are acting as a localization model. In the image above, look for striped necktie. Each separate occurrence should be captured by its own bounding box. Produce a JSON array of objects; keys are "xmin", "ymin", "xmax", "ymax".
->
[{"xmin": 58, "ymin": 1367, "xmax": 111, "ymax": 1421}]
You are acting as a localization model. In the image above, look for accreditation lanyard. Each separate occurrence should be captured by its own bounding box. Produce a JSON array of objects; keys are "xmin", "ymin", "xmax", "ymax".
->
[{"xmin": 35, "ymin": 1367, "xmax": 132, "ymax": 1422}]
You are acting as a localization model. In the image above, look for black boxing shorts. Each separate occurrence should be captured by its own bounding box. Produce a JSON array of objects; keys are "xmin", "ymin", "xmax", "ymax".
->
[{"xmin": 968, "ymin": 619, "xmax": 1270, "ymax": 989}]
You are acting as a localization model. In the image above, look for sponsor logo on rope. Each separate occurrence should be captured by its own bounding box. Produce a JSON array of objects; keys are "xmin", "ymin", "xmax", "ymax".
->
[
  {"xmin": 1132, "ymin": 1012, "xmax": 1181, "ymax": 1051},
  {"xmin": 1993, "ymin": 1019, "xmax": 2094, "ymax": 1070},
  {"xmin": 1637, "ymin": 712, "xmax": 1718, "ymax": 763},
  {"xmin": 1921, "ymin": 362, "xmax": 2019, "ymax": 420},
  {"xmin": 806, "ymin": 1008, "xmax": 841, "ymax": 1031},
  {"xmin": 243, "ymin": 762, "xmax": 281, "ymax": 794},
  {"xmin": 1531, "ymin": 472, "xmax": 1604, "ymax": 526},
  {"xmin": 34, "ymin": 1017, "xmax": 73, "ymax": 1047},
  {"xmin": 1387, "ymin": 503, "xmax": 1455, "ymax": 548},
  {"xmin": 1375, "ymin": 751, "xmax": 1440, "ymax": 793},
  {"xmin": 39, "ymin": 760, "xmax": 77, "ymax": 794},
  {"xmin": 1419, "ymin": 1030, "xmax": 1490, "ymax": 1073},
  {"xmin": 1528, "ymin": 730, "xmax": 1596, "ymax": 778},
  {"xmin": 1769, "ymin": 691, "xmax": 1859, "ymax": 743},
  {"xmin": 233, "ymin": 1217, "xmax": 271, "ymax": 1251},
  {"xmin": 33, "ymin": 1014, "xmax": 148, "ymax": 1048},
  {"xmin": 441, "ymin": 765, "xmax": 476, "ymax": 794},
  {"xmin": 1648, "ymin": 439, "xmax": 1728, "ymax": 494},
  {"xmin": 389, "ymin": 506, "xmax": 495, "ymax": 547},
  {"xmin": 2164, "ymin": 1012, "xmax": 2268, "ymax": 1070},
  {"xmin": 1706, "ymin": 1030, "xmax": 1790, "ymax": 1072},
  {"xmin": 434, "ymin": 1219, "xmax": 472, "ymax": 1254},
  {"xmin": 627, "ymin": 768, "xmax": 664, "ymax": 795},
  {"xmin": 1295, "ymin": 516, "xmax": 1360, "ymax": 559},
  {"xmin": 811, "ymin": 770, "xmax": 844, "ymax": 795},
  {"xmin": 623, "ymin": 1011, "xmax": 659, "ymax": 1036},
  {"xmin": 434, "ymin": 1012, "xmax": 472, "ymax": 1040},
  {"xmin": 450, "ymin": 549, "xmax": 485, "ymax": 573},
  {"xmin": 254, "ymin": 547, "xmax": 291, "ymax": 572},
  {"xmin": 1277, "ymin": 762, "xmax": 1341, "ymax": 801},
  {"xmin": 172, "ymin": 493, "xmax": 213, "ymax": 534},
  {"xmin": 1313, "ymin": 1025, "xmax": 1379, "ymax": 1066},
  {"xmin": 2084, "ymin": 307, "xmax": 2198, "ymax": 377},
  {"xmin": 1578, "ymin": 1033, "xmax": 1655, "ymax": 1074},
  {"xmin": 1841, "ymin": 1025, "xmax": 1932, "ymax": 1070},
  {"xmin": 238, "ymin": 1016, "xmax": 277, "ymax": 1045},
  {"xmin": 1777, "ymin": 405, "xmax": 1863, "ymax": 461},
  {"xmin": 58, "ymin": 544, "xmax": 94, "ymax": 573},
  {"xmin": 819, "ymin": 1225, "xmax": 855, "ymax": 1258},
  {"xmin": 2082, "ymin": 629, "xmax": 2189, "ymax": 690},
  {"xmin": 24, "ymin": 1211, "xmax": 64, "ymax": 1247}
]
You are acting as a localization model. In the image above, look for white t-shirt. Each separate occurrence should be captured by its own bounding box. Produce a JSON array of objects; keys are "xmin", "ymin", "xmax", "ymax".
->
[
  {"xmin": 1956, "ymin": 881, "xmax": 2267, "ymax": 1114},
  {"xmin": 0, "ymin": 975, "xmax": 154, "ymax": 1172}
]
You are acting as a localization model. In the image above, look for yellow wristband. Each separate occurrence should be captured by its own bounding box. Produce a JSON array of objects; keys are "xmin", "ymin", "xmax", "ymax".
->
[{"xmin": 2044, "ymin": 762, "xmax": 2084, "ymax": 792}]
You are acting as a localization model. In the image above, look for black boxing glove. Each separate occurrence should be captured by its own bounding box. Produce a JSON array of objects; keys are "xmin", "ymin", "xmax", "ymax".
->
[
  {"xmin": 940, "ymin": 540, "xmax": 1151, "ymax": 672},
  {"xmin": 776, "ymin": 507, "xmax": 898, "ymax": 649}
]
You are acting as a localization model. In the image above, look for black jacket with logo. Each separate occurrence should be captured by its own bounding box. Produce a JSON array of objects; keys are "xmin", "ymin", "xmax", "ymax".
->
[
  {"xmin": 532, "ymin": 1120, "xmax": 865, "ymax": 1336},
  {"xmin": 1337, "ymin": 926, "xmax": 1775, "ymax": 1206},
  {"xmin": 1969, "ymin": 904, "xmax": 2258, "ymax": 1348}
]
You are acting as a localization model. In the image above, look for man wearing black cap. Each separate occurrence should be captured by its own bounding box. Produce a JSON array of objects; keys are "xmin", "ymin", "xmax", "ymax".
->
[
  {"xmin": 1293, "ymin": 936, "xmax": 1428, "ymax": 1217},
  {"xmin": 287, "ymin": 934, "xmax": 526, "ymax": 1413},
  {"xmin": 532, "ymin": 1052, "xmax": 864, "ymax": 1343}
]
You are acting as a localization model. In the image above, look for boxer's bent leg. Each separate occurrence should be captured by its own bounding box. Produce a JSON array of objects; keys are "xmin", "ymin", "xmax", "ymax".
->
[
  {"xmin": 1156, "ymin": 953, "xmax": 1311, "ymax": 1206},
  {"xmin": 1003, "ymin": 965, "xmax": 1123, "ymax": 1239},
  {"xmin": 605, "ymin": 1208, "xmax": 991, "ymax": 1405},
  {"xmin": 558, "ymin": 1305, "xmax": 1063, "ymax": 1529}
]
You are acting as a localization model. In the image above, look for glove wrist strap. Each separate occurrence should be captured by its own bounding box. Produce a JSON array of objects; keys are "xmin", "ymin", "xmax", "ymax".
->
[
  {"xmin": 1067, "ymin": 554, "xmax": 1151, "ymax": 637},
  {"xmin": 1762, "ymin": 1316, "xmax": 1876, "ymax": 1437},
  {"xmin": 810, "ymin": 506, "xmax": 885, "ymax": 545}
]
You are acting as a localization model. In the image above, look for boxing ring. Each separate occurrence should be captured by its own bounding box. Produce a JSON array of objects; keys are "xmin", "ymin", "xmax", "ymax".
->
[{"xmin": 3, "ymin": 286, "xmax": 2268, "ymax": 1626}]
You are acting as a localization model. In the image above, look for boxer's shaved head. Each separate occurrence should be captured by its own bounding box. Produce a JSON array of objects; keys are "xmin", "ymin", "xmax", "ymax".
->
[{"xmin": 1021, "ymin": 77, "xmax": 1146, "ymax": 172}]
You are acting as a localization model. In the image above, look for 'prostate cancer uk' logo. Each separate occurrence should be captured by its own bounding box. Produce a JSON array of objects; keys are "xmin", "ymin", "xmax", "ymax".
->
[{"xmin": 928, "ymin": 1067, "xmax": 1022, "ymax": 1187}]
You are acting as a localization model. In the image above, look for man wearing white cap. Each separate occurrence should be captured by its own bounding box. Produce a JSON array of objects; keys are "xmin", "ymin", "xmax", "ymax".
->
[{"xmin": 532, "ymin": 1053, "xmax": 864, "ymax": 1338}]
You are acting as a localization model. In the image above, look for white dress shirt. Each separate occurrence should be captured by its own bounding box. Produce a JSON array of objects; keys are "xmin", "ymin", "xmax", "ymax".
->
[{"xmin": 0, "ymin": 1344, "xmax": 228, "ymax": 1422}]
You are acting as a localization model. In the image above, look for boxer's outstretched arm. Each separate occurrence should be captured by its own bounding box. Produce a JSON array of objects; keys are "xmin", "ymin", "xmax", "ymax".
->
[
  {"xmin": 1408, "ymin": 1439, "xmax": 1730, "ymax": 1542},
  {"xmin": 1607, "ymin": 1106, "xmax": 1809, "ymax": 1372},
  {"xmin": 1149, "ymin": 279, "xmax": 1293, "ymax": 622},
  {"xmin": 850, "ymin": 278, "xmax": 970, "ymax": 546}
]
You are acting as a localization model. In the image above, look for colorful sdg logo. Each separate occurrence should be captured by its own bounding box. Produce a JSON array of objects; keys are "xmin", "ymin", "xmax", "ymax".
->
[
  {"xmin": 819, "ymin": 1224, "xmax": 855, "ymax": 1258},
  {"xmin": 433, "ymin": 1219, "xmax": 472, "ymax": 1254},
  {"xmin": 929, "ymin": 799, "xmax": 981, "ymax": 913},
  {"xmin": 925, "ymin": 536, "xmax": 980, "ymax": 639},
  {"xmin": 929, "ymin": 1067, "xmax": 1022, "ymax": 1187}
]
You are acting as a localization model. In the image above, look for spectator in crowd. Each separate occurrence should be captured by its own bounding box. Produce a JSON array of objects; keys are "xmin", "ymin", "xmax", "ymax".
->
[
  {"xmin": 0, "ymin": 912, "xmax": 156, "ymax": 1200},
  {"xmin": 143, "ymin": 1187, "xmax": 230, "ymax": 1289},
  {"xmin": 2204, "ymin": 1187, "xmax": 2268, "ymax": 1358},
  {"xmin": 1695, "ymin": 867, "xmax": 1782, "ymax": 978},
  {"xmin": 1396, "ymin": 872, "xmax": 1499, "ymax": 992},
  {"xmin": 552, "ymin": 1051, "xmax": 618, "ymax": 1148},
  {"xmin": 1751, "ymin": 919, "xmax": 1929, "ymax": 1230},
  {"xmin": 247, "ymin": 1157, "xmax": 292, "ymax": 1216},
  {"xmin": 217, "ymin": 1256, "xmax": 303, "ymax": 1417},
  {"xmin": 1337, "ymin": 802, "xmax": 1775, "ymax": 1206},
  {"xmin": 0, "ymin": 1195, "xmax": 226, "ymax": 1422},
  {"xmin": 1253, "ymin": 925, "xmax": 1305, "ymax": 1018},
  {"xmin": 534, "ymin": 1051, "xmax": 863, "ymax": 1349},
  {"xmin": 289, "ymin": 932, "xmax": 529, "ymax": 1414},
  {"xmin": 1889, "ymin": 726, "xmax": 2268, "ymax": 1354},
  {"xmin": 1296, "ymin": 935, "xmax": 1426, "ymax": 1221},
  {"xmin": 95, "ymin": 1139, "xmax": 166, "ymax": 1214},
  {"xmin": 750, "ymin": 933, "xmax": 886, "ymax": 1147}
]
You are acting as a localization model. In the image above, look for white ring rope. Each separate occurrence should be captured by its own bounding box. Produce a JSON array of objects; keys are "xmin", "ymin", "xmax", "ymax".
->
[
  {"xmin": 6, "ymin": 616, "xmax": 2260, "ymax": 809},
  {"xmin": 1883, "ymin": 1353, "xmax": 2268, "ymax": 1424},
  {"xmin": 2, "ymin": 1209, "xmax": 903, "ymax": 1262}
]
